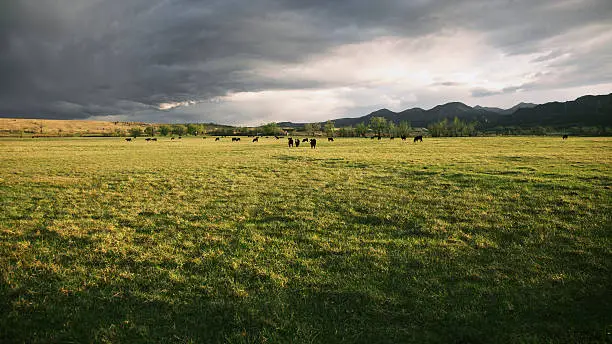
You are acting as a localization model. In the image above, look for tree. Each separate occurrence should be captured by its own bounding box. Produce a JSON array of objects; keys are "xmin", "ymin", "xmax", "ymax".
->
[
  {"xmin": 324, "ymin": 120, "xmax": 335, "ymax": 137},
  {"xmin": 387, "ymin": 122, "xmax": 396, "ymax": 137},
  {"xmin": 129, "ymin": 127, "xmax": 143, "ymax": 137},
  {"xmin": 355, "ymin": 122, "xmax": 368, "ymax": 137},
  {"xmin": 172, "ymin": 124, "xmax": 187, "ymax": 136},
  {"xmin": 261, "ymin": 123, "xmax": 281, "ymax": 135},
  {"xmin": 159, "ymin": 125, "xmax": 171, "ymax": 136},
  {"xmin": 304, "ymin": 123, "xmax": 321, "ymax": 136},
  {"xmin": 338, "ymin": 126, "xmax": 355, "ymax": 137},
  {"xmin": 370, "ymin": 117, "xmax": 387, "ymax": 137},
  {"xmin": 144, "ymin": 126, "xmax": 156, "ymax": 136},
  {"xmin": 397, "ymin": 121, "xmax": 412, "ymax": 137},
  {"xmin": 187, "ymin": 123, "xmax": 201, "ymax": 135}
]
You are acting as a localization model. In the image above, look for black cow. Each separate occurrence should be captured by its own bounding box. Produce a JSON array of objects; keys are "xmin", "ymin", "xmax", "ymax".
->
[
  {"xmin": 152, "ymin": 138, "xmax": 157, "ymax": 141},
  {"xmin": 378, "ymin": 136, "xmax": 382, "ymax": 140},
  {"xmin": 253, "ymin": 137, "xmax": 259, "ymax": 142},
  {"xmin": 302, "ymin": 138, "xmax": 309, "ymax": 142},
  {"xmin": 171, "ymin": 137, "xmax": 175, "ymax": 140},
  {"xmin": 178, "ymin": 136, "xmax": 182, "ymax": 139},
  {"xmin": 328, "ymin": 137, "xmax": 334, "ymax": 142},
  {"xmin": 275, "ymin": 136, "xmax": 280, "ymax": 140},
  {"xmin": 232, "ymin": 137, "xmax": 241, "ymax": 142},
  {"xmin": 562, "ymin": 135, "xmax": 568, "ymax": 140},
  {"xmin": 295, "ymin": 139, "xmax": 300, "ymax": 147},
  {"xmin": 215, "ymin": 137, "xmax": 220, "ymax": 141},
  {"xmin": 414, "ymin": 135, "xmax": 423, "ymax": 142},
  {"xmin": 288, "ymin": 138, "xmax": 294, "ymax": 147},
  {"xmin": 125, "ymin": 138, "xmax": 132, "ymax": 142},
  {"xmin": 145, "ymin": 138, "xmax": 151, "ymax": 141},
  {"xmin": 401, "ymin": 135, "xmax": 407, "ymax": 141},
  {"xmin": 310, "ymin": 138, "xmax": 317, "ymax": 149},
  {"xmin": 371, "ymin": 136, "xmax": 376, "ymax": 140},
  {"xmin": 390, "ymin": 136, "xmax": 394, "ymax": 140}
]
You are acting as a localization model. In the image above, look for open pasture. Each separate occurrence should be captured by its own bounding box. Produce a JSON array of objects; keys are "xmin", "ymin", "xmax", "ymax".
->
[{"xmin": 1, "ymin": 136, "xmax": 611, "ymax": 343}]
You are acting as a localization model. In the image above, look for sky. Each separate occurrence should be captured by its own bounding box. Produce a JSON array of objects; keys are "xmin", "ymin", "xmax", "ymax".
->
[{"xmin": 1, "ymin": 0, "xmax": 611, "ymax": 126}]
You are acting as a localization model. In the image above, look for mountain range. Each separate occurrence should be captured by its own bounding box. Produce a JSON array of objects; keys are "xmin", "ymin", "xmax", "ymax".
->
[{"xmin": 278, "ymin": 93, "xmax": 611, "ymax": 129}]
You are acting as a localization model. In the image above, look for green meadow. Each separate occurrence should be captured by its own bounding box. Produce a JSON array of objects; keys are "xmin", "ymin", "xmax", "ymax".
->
[{"xmin": 0, "ymin": 136, "xmax": 610, "ymax": 343}]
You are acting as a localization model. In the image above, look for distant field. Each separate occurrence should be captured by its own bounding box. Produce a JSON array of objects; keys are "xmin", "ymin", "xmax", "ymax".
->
[
  {"xmin": 0, "ymin": 118, "xmax": 150, "ymax": 137},
  {"xmin": 0, "ymin": 136, "xmax": 610, "ymax": 343}
]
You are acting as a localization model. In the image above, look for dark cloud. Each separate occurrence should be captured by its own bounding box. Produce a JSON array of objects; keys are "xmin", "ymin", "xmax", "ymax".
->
[{"xmin": 0, "ymin": 0, "xmax": 610, "ymax": 121}]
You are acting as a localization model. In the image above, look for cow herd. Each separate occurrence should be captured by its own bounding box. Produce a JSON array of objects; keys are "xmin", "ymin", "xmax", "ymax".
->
[{"xmin": 124, "ymin": 135, "xmax": 429, "ymax": 146}]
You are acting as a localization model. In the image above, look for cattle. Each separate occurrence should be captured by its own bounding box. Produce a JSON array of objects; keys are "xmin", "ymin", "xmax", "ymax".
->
[
  {"xmin": 178, "ymin": 136, "xmax": 182, "ymax": 139},
  {"xmin": 145, "ymin": 138, "xmax": 151, "ymax": 141},
  {"xmin": 310, "ymin": 138, "xmax": 317, "ymax": 149},
  {"xmin": 171, "ymin": 137, "xmax": 175, "ymax": 140},
  {"xmin": 125, "ymin": 138, "xmax": 132, "ymax": 142},
  {"xmin": 275, "ymin": 136, "xmax": 280, "ymax": 139},
  {"xmin": 378, "ymin": 136, "xmax": 382, "ymax": 140},
  {"xmin": 295, "ymin": 139, "xmax": 300, "ymax": 147},
  {"xmin": 414, "ymin": 135, "xmax": 423, "ymax": 142},
  {"xmin": 232, "ymin": 137, "xmax": 241, "ymax": 142},
  {"xmin": 390, "ymin": 136, "xmax": 394, "ymax": 140},
  {"xmin": 401, "ymin": 135, "xmax": 407, "ymax": 141},
  {"xmin": 215, "ymin": 137, "xmax": 220, "ymax": 141},
  {"xmin": 371, "ymin": 136, "xmax": 376, "ymax": 140},
  {"xmin": 252, "ymin": 137, "xmax": 259, "ymax": 142},
  {"xmin": 288, "ymin": 138, "xmax": 294, "ymax": 147},
  {"xmin": 328, "ymin": 137, "xmax": 334, "ymax": 142},
  {"xmin": 302, "ymin": 138, "xmax": 309, "ymax": 142},
  {"xmin": 562, "ymin": 135, "xmax": 568, "ymax": 140},
  {"xmin": 152, "ymin": 138, "xmax": 157, "ymax": 141}
]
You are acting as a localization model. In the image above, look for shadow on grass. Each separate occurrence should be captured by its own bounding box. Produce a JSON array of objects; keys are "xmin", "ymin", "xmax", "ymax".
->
[{"xmin": 1, "ymin": 211, "xmax": 610, "ymax": 343}]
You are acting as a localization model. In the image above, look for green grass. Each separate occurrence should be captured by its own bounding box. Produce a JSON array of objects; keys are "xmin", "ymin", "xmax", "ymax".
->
[{"xmin": 0, "ymin": 136, "xmax": 610, "ymax": 343}]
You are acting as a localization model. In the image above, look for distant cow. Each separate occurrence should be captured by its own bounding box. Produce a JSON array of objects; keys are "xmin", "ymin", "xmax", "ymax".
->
[
  {"xmin": 378, "ymin": 136, "xmax": 382, "ymax": 140},
  {"xmin": 390, "ymin": 136, "xmax": 394, "ymax": 140},
  {"xmin": 371, "ymin": 136, "xmax": 376, "ymax": 140},
  {"xmin": 328, "ymin": 137, "xmax": 334, "ymax": 142},
  {"xmin": 171, "ymin": 137, "xmax": 175, "ymax": 140},
  {"xmin": 125, "ymin": 138, "xmax": 132, "ymax": 142},
  {"xmin": 295, "ymin": 139, "xmax": 300, "ymax": 147},
  {"xmin": 215, "ymin": 137, "xmax": 220, "ymax": 141},
  {"xmin": 414, "ymin": 135, "xmax": 423, "ymax": 142},
  {"xmin": 178, "ymin": 136, "xmax": 182, "ymax": 139},
  {"xmin": 145, "ymin": 138, "xmax": 151, "ymax": 141},
  {"xmin": 288, "ymin": 138, "xmax": 294, "ymax": 147},
  {"xmin": 401, "ymin": 135, "xmax": 407, "ymax": 141},
  {"xmin": 302, "ymin": 138, "xmax": 309, "ymax": 142},
  {"xmin": 310, "ymin": 138, "xmax": 317, "ymax": 149},
  {"xmin": 252, "ymin": 137, "xmax": 259, "ymax": 142},
  {"xmin": 275, "ymin": 136, "xmax": 280, "ymax": 140},
  {"xmin": 151, "ymin": 138, "xmax": 157, "ymax": 141},
  {"xmin": 562, "ymin": 135, "xmax": 568, "ymax": 140},
  {"xmin": 232, "ymin": 137, "xmax": 241, "ymax": 142}
]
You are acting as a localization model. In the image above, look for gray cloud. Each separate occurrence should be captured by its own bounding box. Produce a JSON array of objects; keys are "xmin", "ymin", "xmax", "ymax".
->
[{"xmin": 1, "ymin": 0, "xmax": 611, "ymax": 122}]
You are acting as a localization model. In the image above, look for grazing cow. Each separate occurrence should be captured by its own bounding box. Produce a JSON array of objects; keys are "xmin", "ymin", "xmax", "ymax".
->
[
  {"xmin": 152, "ymin": 138, "xmax": 157, "ymax": 141},
  {"xmin": 390, "ymin": 136, "xmax": 394, "ymax": 140},
  {"xmin": 371, "ymin": 136, "xmax": 376, "ymax": 140},
  {"xmin": 378, "ymin": 136, "xmax": 382, "ymax": 140},
  {"xmin": 302, "ymin": 138, "xmax": 309, "ymax": 142},
  {"xmin": 288, "ymin": 138, "xmax": 294, "ymax": 147},
  {"xmin": 215, "ymin": 137, "xmax": 220, "ymax": 141},
  {"xmin": 178, "ymin": 136, "xmax": 182, "ymax": 139},
  {"xmin": 295, "ymin": 139, "xmax": 300, "ymax": 147},
  {"xmin": 125, "ymin": 138, "xmax": 132, "ymax": 142},
  {"xmin": 401, "ymin": 135, "xmax": 407, "ymax": 141},
  {"xmin": 145, "ymin": 138, "xmax": 151, "ymax": 141},
  {"xmin": 171, "ymin": 137, "xmax": 175, "ymax": 140},
  {"xmin": 310, "ymin": 138, "xmax": 317, "ymax": 149},
  {"xmin": 232, "ymin": 137, "xmax": 241, "ymax": 142},
  {"xmin": 414, "ymin": 135, "xmax": 423, "ymax": 142},
  {"xmin": 328, "ymin": 137, "xmax": 334, "ymax": 142},
  {"xmin": 252, "ymin": 137, "xmax": 259, "ymax": 142},
  {"xmin": 562, "ymin": 135, "xmax": 568, "ymax": 140},
  {"xmin": 275, "ymin": 136, "xmax": 280, "ymax": 140}
]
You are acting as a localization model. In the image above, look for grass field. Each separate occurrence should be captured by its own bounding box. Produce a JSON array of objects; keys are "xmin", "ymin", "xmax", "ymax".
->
[{"xmin": 0, "ymin": 136, "xmax": 610, "ymax": 343}]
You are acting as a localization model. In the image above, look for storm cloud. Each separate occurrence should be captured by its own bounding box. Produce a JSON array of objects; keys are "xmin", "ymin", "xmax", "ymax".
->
[{"xmin": 1, "ymin": 0, "xmax": 611, "ymax": 124}]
